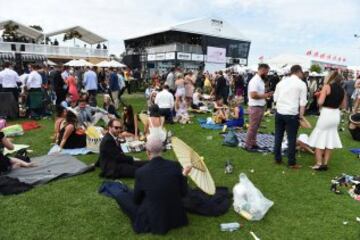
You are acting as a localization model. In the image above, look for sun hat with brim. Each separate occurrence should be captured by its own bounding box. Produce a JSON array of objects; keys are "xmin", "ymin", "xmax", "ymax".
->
[
  {"xmin": 66, "ymin": 107, "xmax": 78, "ymax": 117},
  {"xmin": 349, "ymin": 113, "xmax": 360, "ymax": 124}
]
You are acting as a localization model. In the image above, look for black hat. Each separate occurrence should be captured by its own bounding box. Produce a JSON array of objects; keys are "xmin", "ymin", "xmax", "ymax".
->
[{"xmin": 349, "ymin": 113, "xmax": 360, "ymax": 124}]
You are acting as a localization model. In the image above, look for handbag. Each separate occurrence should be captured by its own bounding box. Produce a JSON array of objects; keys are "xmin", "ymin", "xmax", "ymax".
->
[{"xmin": 223, "ymin": 130, "xmax": 239, "ymax": 147}]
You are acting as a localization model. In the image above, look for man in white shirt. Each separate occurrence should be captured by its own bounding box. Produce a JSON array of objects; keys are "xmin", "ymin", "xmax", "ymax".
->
[
  {"xmin": 0, "ymin": 62, "xmax": 21, "ymax": 102},
  {"xmin": 155, "ymin": 84, "xmax": 174, "ymax": 123},
  {"xmin": 245, "ymin": 64, "xmax": 272, "ymax": 151},
  {"xmin": 25, "ymin": 64, "xmax": 44, "ymax": 118},
  {"xmin": 273, "ymin": 65, "xmax": 307, "ymax": 169}
]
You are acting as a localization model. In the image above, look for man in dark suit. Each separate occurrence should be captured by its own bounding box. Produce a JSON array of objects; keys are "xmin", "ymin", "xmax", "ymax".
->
[
  {"xmin": 115, "ymin": 136, "xmax": 191, "ymax": 235},
  {"xmin": 99, "ymin": 119, "xmax": 147, "ymax": 178},
  {"xmin": 215, "ymin": 71, "xmax": 228, "ymax": 104}
]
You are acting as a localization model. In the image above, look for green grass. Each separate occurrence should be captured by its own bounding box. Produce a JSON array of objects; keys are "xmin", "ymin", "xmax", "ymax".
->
[{"xmin": 1, "ymin": 94, "xmax": 360, "ymax": 240}]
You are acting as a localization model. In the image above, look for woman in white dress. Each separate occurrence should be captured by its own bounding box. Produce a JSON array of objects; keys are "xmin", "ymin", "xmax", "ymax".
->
[
  {"xmin": 308, "ymin": 71, "xmax": 346, "ymax": 171},
  {"xmin": 144, "ymin": 104, "xmax": 166, "ymax": 142}
]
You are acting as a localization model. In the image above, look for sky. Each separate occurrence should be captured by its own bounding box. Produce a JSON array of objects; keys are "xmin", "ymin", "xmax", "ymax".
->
[{"xmin": 0, "ymin": 0, "xmax": 360, "ymax": 66}]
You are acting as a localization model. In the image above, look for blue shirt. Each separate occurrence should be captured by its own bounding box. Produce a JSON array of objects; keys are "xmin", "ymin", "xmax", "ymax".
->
[
  {"xmin": 83, "ymin": 70, "xmax": 98, "ymax": 91},
  {"xmin": 109, "ymin": 72, "xmax": 120, "ymax": 91}
]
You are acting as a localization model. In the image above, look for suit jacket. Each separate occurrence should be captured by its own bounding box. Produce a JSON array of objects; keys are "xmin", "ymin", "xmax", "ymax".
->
[
  {"xmin": 99, "ymin": 133, "xmax": 134, "ymax": 178},
  {"xmin": 133, "ymin": 156, "xmax": 188, "ymax": 234},
  {"xmin": 215, "ymin": 76, "xmax": 227, "ymax": 97}
]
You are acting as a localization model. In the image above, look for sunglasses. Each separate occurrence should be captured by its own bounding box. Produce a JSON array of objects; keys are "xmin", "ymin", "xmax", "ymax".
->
[{"xmin": 113, "ymin": 126, "xmax": 121, "ymax": 130}]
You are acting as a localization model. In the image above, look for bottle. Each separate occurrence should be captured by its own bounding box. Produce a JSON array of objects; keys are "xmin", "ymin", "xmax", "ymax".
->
[{"xmin": 220, "ymin": 222, "xmax": 241, "ymax": 232}]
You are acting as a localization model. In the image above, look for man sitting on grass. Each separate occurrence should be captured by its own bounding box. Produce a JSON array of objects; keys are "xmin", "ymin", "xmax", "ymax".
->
[
  {"xmin": 98, "ymin": 119, "xmax": 147, "ymax": 178},
  {"xmin": 115, "ymin": 136, "xmax": 191, "ymax": 235}
]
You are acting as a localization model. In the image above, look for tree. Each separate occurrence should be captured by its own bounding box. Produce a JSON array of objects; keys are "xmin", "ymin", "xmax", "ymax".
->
[
  {"xmin": 29, "ymin": 25, "xmax": 43, "ymax": 32},
  {"xmin": 310, "ymin": 64, "xmax": 322, "ymax": 73},
  {"xmin": 63, "ymin": 30, "xmax": 82, "ymax": 41},
  {"xmin": 2, "ymin": 23, "xmax": 19, "ymax": 42}
]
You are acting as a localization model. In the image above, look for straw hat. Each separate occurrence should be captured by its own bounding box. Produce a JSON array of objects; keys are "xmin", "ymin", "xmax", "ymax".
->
[{"xmin": 300, "ymin": 116, "xmax": 312, "ymax": 129}]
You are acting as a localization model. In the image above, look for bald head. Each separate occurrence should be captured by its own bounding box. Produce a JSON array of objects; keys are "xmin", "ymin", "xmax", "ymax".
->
[{"xmin": 146, "ymin": 136, "xmax": 164, "ymax": 157}]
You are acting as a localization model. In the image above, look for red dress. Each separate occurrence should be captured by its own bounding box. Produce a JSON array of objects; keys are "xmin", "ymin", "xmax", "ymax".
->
[{"xmin": 67, "ymin": 76, "xmax": 79, "ymax": 102}]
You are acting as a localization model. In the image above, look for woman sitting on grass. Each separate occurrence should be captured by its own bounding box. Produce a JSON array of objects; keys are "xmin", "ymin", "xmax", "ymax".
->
[
  {"xmin": 225, "ymin": 98, "xmax": 244, "ymax": 128},
  {"xmin": 103, "ymin": 94, "xmax": 120, "ymax": 119},
  {"xmin": 0, "ymin": 131, "xmax": 34, "ymax": 174},
  {"xmin": 121, "ymin": 105, "xmax": 139, "ymax": 139},
  {"xmin": 53, "ymin": 105, "xmax": 67, "ymax": 143},
  {"xmin": 174, "ymin": 96, "xmax": 190, "ymax": 124},
  {"xmin": 57, "ymin": 108, "xmax": 86, "ymax": 150},
  {"xmin": 144, "ymin": 104, "xmax": 166, "ymax": 142},
  {"xmin": 213, "ymin": 97, "xmax": 228, "ymax": 124}
]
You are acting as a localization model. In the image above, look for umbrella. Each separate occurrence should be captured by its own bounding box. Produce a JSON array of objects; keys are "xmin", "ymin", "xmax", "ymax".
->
[
  {"xmin": 45, "ymin": 59, "xmax": 57, "ymax": 66},
  {"xmin": 109, "ymin": 60, "xmax": 127, "ymax": 68},
  {"xmin": 96, "ymin": 60, "xmax": 111, "ymax": 68},
  {"xmin": 78, "ymin": 59, "xmax": 94, "ymax": 67},
  {"xmin": 64, "ymin": 59, "xmax": 79, "ymax": 66},
  {"xmin": 171, "ymin": 137, "xmax": 216, "ymax": 195}
]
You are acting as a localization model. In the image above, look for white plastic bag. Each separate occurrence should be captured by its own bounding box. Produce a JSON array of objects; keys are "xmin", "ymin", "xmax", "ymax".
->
[{"xmin": 233, "ymin": 173, "xmax": 274, "ymax": 221}]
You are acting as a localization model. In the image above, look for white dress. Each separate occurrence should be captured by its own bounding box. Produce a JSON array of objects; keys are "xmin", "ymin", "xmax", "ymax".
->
[
  {"xmin": 147, "ymin": 117, "xmax": 166, "ymax": 142},
  {"xmin": 308, "ymin": 107, "xmax": 342, "ymax": 149}
]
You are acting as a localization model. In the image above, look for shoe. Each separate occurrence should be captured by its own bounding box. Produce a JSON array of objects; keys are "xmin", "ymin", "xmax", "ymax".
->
[
  {"xmin": 311, "ymin": 164, "xmax": 322, "ymax": 170},
  {"xmin": 245, "ymin": 147, "xmax": 258, "ymax": 152},
  {"xmin": 320, "ymin": 165, "xmax": 328, "ymax": 171},
  {"xmin": 274, "ymin": 160, "xmax": 283, "ymax": 165},
  {"xmin": 288, "ymin": 164, "xmax": 302, "ymax": 169}
]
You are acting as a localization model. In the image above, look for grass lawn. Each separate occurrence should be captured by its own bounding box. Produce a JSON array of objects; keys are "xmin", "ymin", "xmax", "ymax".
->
[{"xmin": 1, "ymin": 93, "xmax": 360, "ymax": 240}]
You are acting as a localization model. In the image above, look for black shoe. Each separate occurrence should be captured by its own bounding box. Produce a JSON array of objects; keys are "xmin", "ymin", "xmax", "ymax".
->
[
  {"xmin": 274, "ymin": 160, "xmax": 283, "ymax": 165},
  {"xmin": 245, "ymin": 147, "xmax": 258, "ymax": 152}
]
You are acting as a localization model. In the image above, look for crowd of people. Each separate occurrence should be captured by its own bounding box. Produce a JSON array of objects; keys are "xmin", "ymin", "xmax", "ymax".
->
[{"xmin": 0, "ymin": 59, "xmax": 360, "ymax": 235}]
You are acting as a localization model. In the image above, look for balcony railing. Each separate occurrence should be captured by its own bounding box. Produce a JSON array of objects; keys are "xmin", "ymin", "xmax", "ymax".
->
[{"xmin": 0, "ymin": 41, "xmax": 108, "ymax": 58}]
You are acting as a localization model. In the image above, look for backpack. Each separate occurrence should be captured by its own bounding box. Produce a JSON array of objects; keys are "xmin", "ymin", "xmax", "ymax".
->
[{"xmin": 223, "ymin": 130, "xmax": 239, "ymax": 147}]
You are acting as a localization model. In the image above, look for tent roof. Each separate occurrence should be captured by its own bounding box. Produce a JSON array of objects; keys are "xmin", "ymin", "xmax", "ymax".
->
[
  {"xmin": 125, "ymin": 17, "xmax": 250, "ymax": 42},
  {"xmin": 0, "ymin": 20, "xmax": 44, "ymax": 40},
  {"xmin": 46, "ymin": 26, "xmax": 107, "ymax": 44}
]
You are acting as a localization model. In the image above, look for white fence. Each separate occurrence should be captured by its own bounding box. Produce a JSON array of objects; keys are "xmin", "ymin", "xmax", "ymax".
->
[{"xmin": 0, "ymin": 42, "xmax": 108, "ymax": 58}]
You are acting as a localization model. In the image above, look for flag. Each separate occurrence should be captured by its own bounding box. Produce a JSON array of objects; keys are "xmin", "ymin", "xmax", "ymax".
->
[
  {"xmin": 306, "ymin": 50, "xmax": 312, "ymax": 56},
  {"xmin": 343, "ymin": 58, "xmax": 346, "ymax": 62},
  {"xmin": 314, "ymin": 51, "xmax": 319, "ymax": 57},
  {"xmin": 320, "ymin": 53, "xmax": 325, "ymax": 59},
  {"xmin": 332, "ymin": 56, "xmax": 337, "ymax": 61},
  {"xmin": 258, "ymin": 56, "xmax": 264, "ymax": 61},
  {"xmin": 327, "ymin": 54, "xmax": 331, "ymax": 60},
  {"xmin": 338, "ymin": 57, "xmax": 342, "ymax": 62}
]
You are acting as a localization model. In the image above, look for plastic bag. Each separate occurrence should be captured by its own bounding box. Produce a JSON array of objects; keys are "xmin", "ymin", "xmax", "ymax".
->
[
  {"xmin": 223, "ymin": 130, "xmax": 239, "ymax": 147},
  {"xmin": 233, "ymin": 173, "xmax": 274, "ymax": 221}
]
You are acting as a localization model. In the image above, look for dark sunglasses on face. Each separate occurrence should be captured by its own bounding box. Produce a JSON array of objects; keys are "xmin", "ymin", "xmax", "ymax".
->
[{"xmin": 113, "ymin": 126, "xmax": 121, "ymax": 130}]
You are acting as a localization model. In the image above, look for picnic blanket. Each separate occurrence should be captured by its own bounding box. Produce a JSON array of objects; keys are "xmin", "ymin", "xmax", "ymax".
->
[
  {"xmin": 3, "ymin": 144, "xmax": 30, "ymax": 155},
  {"xmin": 228, "ymin": 132, "xmax": 287, "ymax": 153},
  {"xmin": 21, "ymin": 121, "xmax": 41, "ymax": 131},
  {"xmin": 48, "ymin": 144, "xmax": 93, "ymax": 155},
  {"xmin": 6, "ymin": 154, "xmax": 94, "ymax": 185},
  {"xmin": 198, "ymin": 118, "xmax": 224, "ymax": 130},
  {"xmin": 350, "ymin": 149, "xmax": 360, "ymax": 158}
]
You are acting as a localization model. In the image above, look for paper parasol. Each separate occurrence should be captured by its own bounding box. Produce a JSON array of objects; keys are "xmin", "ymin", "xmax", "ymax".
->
[{"xmin": 171, "ymin": 137, "xmax": 216, "ymax": 195}]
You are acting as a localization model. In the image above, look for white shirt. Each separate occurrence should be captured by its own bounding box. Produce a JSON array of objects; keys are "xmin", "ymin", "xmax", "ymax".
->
[
  {"xmin": 26, "ymin": 71, "xmax": 42, "ymax": 89},
  {"xmin": 193, "ymin": 92, "xmax": 201, "ymax": 105},
  {"xmin": 247, "ymin": 74, "xmax": 266, "ymax": 106},
  {"xmin": 61, "ymin": 70, "xmax": 69, "ymax": 81},
  {"xmin": 0, "ymin": 68, "xmax": 20, "ymax": 88},
  {"xmin": 274, "ymin": 74, "xmax": 308, "ymax": 115},
  {"xmin": 155, "ymin": 89, "xmax": 174, "ymax": 109}
]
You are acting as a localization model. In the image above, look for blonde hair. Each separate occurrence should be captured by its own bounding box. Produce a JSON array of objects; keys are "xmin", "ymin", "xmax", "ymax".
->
[{"xmin": 324, "ymin": 71, "xmax": 343, "ymax": 85}]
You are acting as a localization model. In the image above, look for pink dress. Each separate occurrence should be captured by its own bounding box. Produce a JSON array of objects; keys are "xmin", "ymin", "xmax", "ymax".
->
[{"xmin": 67, "ymin": 76, "xmax": 79, "ymax": 102}]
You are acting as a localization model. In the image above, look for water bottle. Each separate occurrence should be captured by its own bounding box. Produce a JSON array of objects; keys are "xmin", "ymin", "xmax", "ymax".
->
[{"xmin": 220, "ymin": 222, "xmax": 241, "ymax": 232}]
